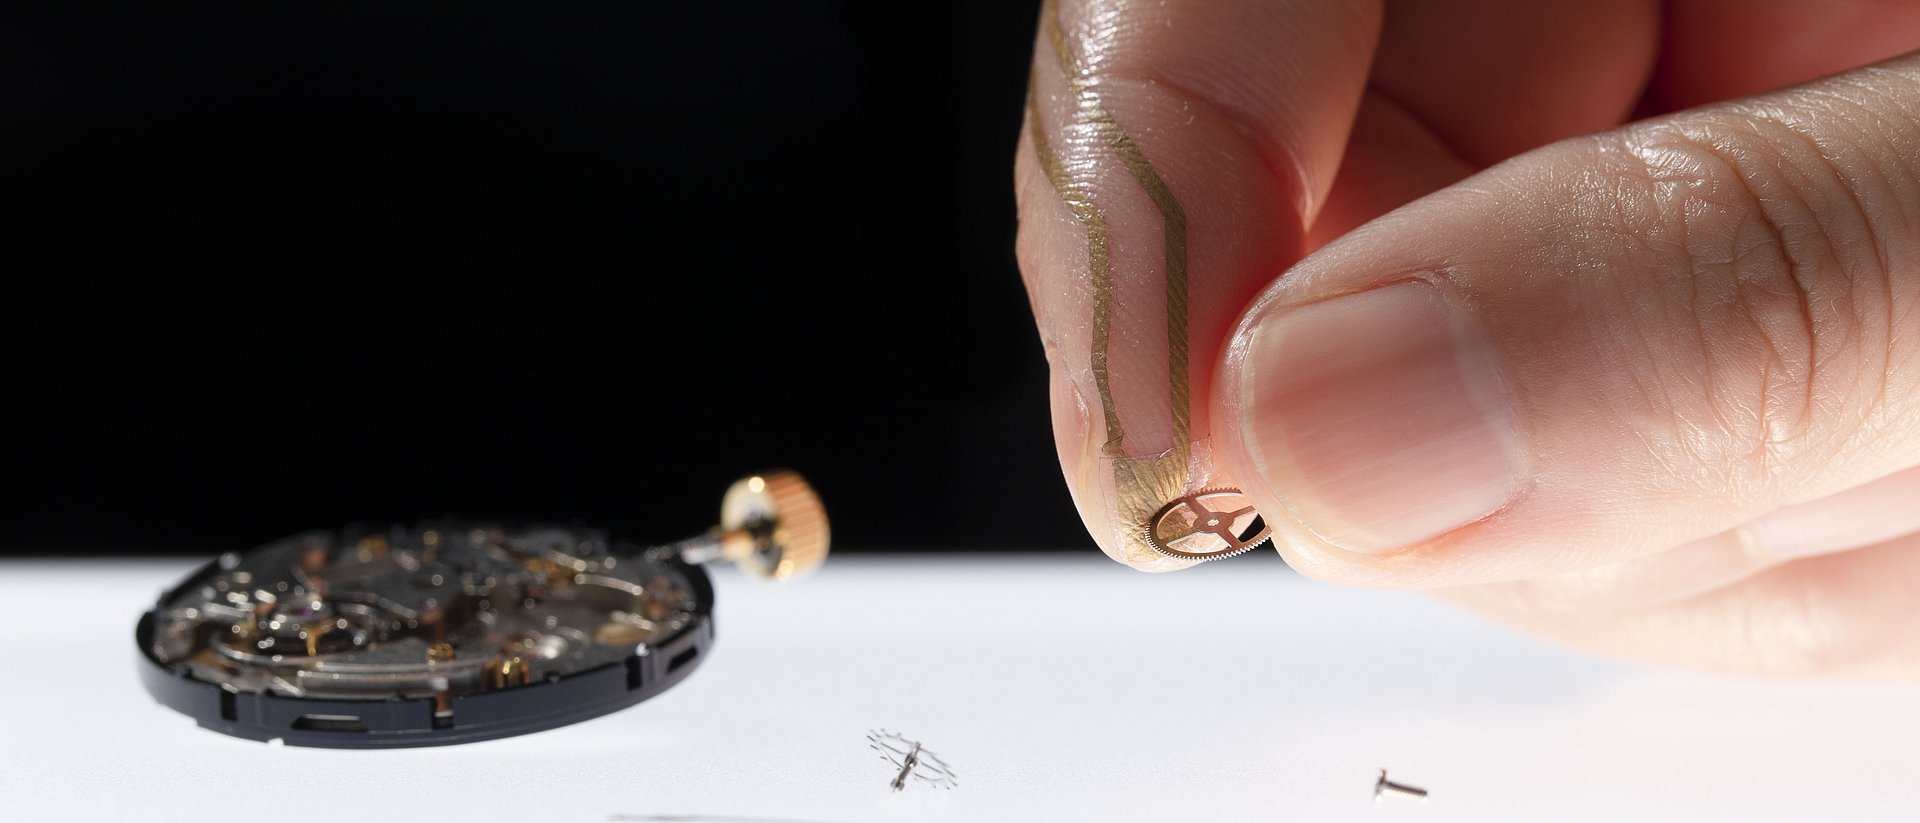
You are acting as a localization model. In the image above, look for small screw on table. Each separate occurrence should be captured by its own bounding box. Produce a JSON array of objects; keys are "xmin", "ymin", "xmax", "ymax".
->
[{"xmin": 1374, "ymin": 769, "xmax": 1429, "ymax": 803}]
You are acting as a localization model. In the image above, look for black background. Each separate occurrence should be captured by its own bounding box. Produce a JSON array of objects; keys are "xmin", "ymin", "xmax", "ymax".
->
[{"xmin": 0, "ymin": 1, "xmax": 1085, "ymax": 555}]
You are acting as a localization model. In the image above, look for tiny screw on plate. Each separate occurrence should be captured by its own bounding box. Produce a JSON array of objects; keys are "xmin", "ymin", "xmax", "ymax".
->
[
  {"xmin": 1143, "ymin": 488, "xmax": 1271, "ymax": 562},
  {"xmin": 1374, "ymin": 769, "xmax": 1429, "ymax": 803}
]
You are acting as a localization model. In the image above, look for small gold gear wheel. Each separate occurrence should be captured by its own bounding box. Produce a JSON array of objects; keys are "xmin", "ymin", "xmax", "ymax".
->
[
  {"xmin": 1144, "ymin": 488, "xmax": 1271, "ymax": 562},
  {"xmin": 719, "ymin": 470, "xmax": 830, "ymax": 581}
]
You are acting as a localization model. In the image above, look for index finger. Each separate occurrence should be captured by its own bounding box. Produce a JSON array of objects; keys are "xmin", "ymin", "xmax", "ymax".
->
[{"xmin": 1015, "ymin": 0, "xmax": 1379, "ymax": 568}]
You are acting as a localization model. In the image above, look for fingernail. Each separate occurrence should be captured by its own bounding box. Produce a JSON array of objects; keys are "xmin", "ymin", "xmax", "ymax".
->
[{"xmin": 1238, "ymin": 281, "xmax": 1522, "ymax": 553}]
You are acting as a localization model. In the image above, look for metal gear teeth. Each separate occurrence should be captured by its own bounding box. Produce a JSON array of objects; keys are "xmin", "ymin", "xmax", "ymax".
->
[
  {"xmin": 1143, "ymin": 486, "xmax": 1272, "ymax": 562},
  {"xmin": 1142, "ymin": 528, "xmax": 1266, "ymax": 562}
]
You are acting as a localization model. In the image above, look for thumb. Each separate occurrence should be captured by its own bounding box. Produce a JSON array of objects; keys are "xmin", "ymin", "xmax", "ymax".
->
[
  {"xmin": 1015, "ymin": 0, "xmax": 1378, "ymax": 569},
  {"xmin": 1214, "ymin": 52, "xmax": 1920, "ymax": 587}
]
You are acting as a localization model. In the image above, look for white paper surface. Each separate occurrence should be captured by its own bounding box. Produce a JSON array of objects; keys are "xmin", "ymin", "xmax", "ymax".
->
[{"xmin": 4, "ymin": 553, "xmax": 1917, "ymax": 822}]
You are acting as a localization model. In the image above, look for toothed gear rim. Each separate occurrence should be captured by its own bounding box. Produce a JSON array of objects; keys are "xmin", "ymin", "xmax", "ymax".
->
[{"xmin": 1143, "ymin": 487, "xmax": 1272, "ymax": 561}]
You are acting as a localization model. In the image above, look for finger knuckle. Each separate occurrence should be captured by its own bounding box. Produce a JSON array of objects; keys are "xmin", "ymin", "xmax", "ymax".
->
[{"xmin": 1612, "ymin": 106, "xmax": 1916, "ymax": 497}]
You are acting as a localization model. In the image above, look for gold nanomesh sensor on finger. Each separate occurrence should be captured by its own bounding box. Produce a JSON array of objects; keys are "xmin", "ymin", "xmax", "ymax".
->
[{"xmin": 1144, "ymin": 488, "xmax": 1270, "ymax": 562}]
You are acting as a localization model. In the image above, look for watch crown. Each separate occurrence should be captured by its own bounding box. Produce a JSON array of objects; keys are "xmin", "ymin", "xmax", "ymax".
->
[{"xmin": 719, "ymin": 470, "xmax": 829, "ymax": 582}]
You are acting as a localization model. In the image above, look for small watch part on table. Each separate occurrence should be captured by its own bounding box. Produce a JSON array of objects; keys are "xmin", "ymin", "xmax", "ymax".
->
[
  {"xmin": 1374, "ymin": 769, "xmax": 1430, "ymax": 803},
  {"xmin": 867, "ymin": 730, "xmax": 958, "ymax": 792}
]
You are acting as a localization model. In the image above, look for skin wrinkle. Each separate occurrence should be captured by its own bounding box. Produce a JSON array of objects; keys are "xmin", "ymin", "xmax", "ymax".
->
[
  {"xmin": 1730, "ymin": 237, "xmax": 1802, "ymax": 463},
  {"xmin": 1466, "ymin": 64, "xmax": 1920, "ymax": 598},
  {"xmin": 1666, "ymin": 160, "xmax": 1758, "ymax": 487},
  {"xmin": 1688, "ymin": 126, "xmax": 1828, "ymax": 480},
  {"xmin": 1589, "ymin": 139, "xmax": 1728, "ymax": 498},
  {"xmin": 1721, "ymin": 106, "xmax": 1920, "ymax": 489},
  {"xmin": 1852, "ymin": 79, "xmax": 1920, "ymax": 379},
  {"xmin": 1783, "ymin": 93, "xmax": 1893, "ymax": 299},
  {"xmin": 1775, "ymin": 89, "xmax": 1911, "ymax": 446},
  {"xmin": 1565, "ymin": 145, "xmax": 1712, "ymax": 498},
  {"xmin": 1754, "ymin": 115, "xmax": 1880, "ymax": 416},
  {"xmin": 1620, "ymin": 126, "xmax": 1822, "ymax": 500},
  {"xmin": 1679, "ymin": 169, "xmax": 1766, "ymax": 491},
  {"xmin": 1882, "ymin": 160, "xmax": 1914, "ymax": 434}
]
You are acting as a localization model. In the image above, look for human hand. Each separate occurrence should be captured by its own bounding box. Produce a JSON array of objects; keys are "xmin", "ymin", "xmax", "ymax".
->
[{"xmin": 1015, "ymin": 0, "xmax": 1920, "ymax": 676}]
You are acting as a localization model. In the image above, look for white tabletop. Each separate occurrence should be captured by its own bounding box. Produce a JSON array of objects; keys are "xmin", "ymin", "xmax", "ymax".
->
[{"xmin": 4, "ymin": 553, "xmax": 1916, "ymax": 822}]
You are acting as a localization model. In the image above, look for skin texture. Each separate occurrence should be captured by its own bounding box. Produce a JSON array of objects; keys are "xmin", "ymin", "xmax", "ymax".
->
[{"xmin": 1016, "ymin": 0, "xmax": 1920, "ymax": 677}]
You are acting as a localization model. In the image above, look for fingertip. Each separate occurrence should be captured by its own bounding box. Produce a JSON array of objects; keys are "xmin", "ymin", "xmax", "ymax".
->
[{"xmin": 1019, "ymin": 0, "xmax": 1383, "ymax": 572}]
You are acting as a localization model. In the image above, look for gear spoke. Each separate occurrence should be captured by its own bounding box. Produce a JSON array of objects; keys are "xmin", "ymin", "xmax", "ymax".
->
[{"xmin": 1144, "ymin": 488, "xmax": 1272, "ymax": 562}]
